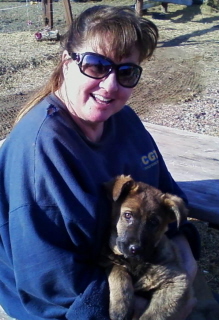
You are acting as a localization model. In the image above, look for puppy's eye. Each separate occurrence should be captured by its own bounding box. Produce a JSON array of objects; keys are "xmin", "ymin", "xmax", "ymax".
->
[{"xmin": 124, "ymin": 212, "xmax": 132, "ymax": 221}]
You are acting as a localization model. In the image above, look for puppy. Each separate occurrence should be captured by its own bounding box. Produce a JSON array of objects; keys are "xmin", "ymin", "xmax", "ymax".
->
[
  {"xmin": 102, "ymin": 175, "xmax": 219, "ymax": 320},
  {"xmin": 102, "ymin": 174, "xmax": 191, "ymax": 320}
]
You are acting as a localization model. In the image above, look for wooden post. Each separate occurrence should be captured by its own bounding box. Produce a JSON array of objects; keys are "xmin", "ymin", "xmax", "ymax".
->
[
  {"xmin": 135, "ymin": 0, "xmax": 143, "ymax": 16},
  {"xmin": 42, "ymin": 0, "xmax": 53, "ymax": 29},
  {"xmin": 62, "ymin": 0, "xmax": 73, "ymax": 27}
]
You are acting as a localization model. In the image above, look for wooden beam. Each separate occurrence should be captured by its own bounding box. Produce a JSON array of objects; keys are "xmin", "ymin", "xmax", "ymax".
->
[
  {"xmin": 62, "ymin": 0, "xmax": 73, "ymax": 27},
  {"xmin": 135, "ymin": 0, "xmax": 144, "ymax": 16},
  {"xmin": 42, "ymin": 0, "xmax": 53, "ymax": 29}
]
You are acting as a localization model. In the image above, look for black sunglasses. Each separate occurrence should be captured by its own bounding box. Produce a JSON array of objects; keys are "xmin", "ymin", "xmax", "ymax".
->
[{"xmin": 70, "ymin": 52, "xmax": 142, "ymax": 88}]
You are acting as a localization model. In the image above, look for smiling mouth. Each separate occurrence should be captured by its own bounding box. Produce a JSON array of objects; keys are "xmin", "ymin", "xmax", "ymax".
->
[{"xmin": 91, "ymin": 94, "xmax": 113, "ymax": 104}]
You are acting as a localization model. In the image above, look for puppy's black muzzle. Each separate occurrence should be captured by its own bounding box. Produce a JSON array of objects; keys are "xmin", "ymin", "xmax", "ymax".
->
[
  {"xmin": 117, "ymin": 238, "xmax": 143, "ymax": 258},
  {"xmin": 129, "ymin": 244, "xmax": 141, "ymax": 255}
]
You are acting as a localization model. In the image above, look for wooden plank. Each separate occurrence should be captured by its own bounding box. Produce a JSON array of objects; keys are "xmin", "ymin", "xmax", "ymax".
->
[
  {"xmin": 143, "ymin": 122, "xmax": 219, "ymax": 224},
  {"xmin": 0, "ymin": 139, "xmax": 5, "ymax": 147},
  {"xmin": 62, "ymin": 0, "xmax": 73, "ymax": 27},
  {"xmin": 0, "ymin": 305, "xmax": 11, "ymax": 320},
  {"xmin": 135, "ymin": 0, "xmax": 143, "ymax": 15},
  {"xmin": 42, "ymin": 0, "xmax": 53, "ymax": 29}
]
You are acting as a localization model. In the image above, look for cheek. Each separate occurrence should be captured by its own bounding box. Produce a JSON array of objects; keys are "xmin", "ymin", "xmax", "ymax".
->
[
  {"xmin": 64, "ymin": 63, "xmax": 84, "ymax": 88},
  {"xmin": 116, "ymin": 219, "xmax": 125, "ymax": 237},
  {"xmin": 66, "ymin": 67, "xmax": 98, "ymax": 97},
  {"xmin": 64, "ymin": 74, "xmax": 87, "ymax": 101},
  {"xmin": 120, "ymin": 87, "xmax": 133, "ymax": 103},
  {"xmin": 116, "ymin": 217, "xmax": 134, "ymax": 238}
]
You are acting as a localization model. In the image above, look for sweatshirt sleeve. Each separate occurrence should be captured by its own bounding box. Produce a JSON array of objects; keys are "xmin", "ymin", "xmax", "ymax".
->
[
  {"xmin": 9, "ymin": 205, "xmax": 110, "ymax": 320},
  {"xmin": 2, "ymin": 106, "xmax": 111, "ymax": 319}
]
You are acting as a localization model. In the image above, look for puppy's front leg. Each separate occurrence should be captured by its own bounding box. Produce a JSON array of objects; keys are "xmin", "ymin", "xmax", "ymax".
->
[
  {"xmin": 137, "ymin": 273, "xmax": 190, "ymax": 320},
  {"xmin": 108, "ymin": 264, "xmax": 134, "ymax": 320}
]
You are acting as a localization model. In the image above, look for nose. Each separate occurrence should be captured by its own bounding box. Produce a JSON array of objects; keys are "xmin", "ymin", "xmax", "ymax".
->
[
  {"xmin": 99, "ymin": 70, "xmax": 119, "ymax": 92},
  {"xmin": 129, "ymin": 244, "xmax": 141, "ymax": 255}
]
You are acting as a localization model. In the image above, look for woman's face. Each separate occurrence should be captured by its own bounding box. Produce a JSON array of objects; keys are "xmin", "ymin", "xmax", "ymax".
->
[{"xmin": 60, "ymin": 45, "xmax": 140, "ymax": 124}]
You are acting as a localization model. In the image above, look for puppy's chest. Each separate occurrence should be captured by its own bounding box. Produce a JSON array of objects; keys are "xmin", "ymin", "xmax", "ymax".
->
[
  {"xmin": 112, "ymin": 254, "xmax": 157, "ymax": 279},
  {"xmin": 126, "ymin": 260, "xmax": 152, "ymax": 279}
]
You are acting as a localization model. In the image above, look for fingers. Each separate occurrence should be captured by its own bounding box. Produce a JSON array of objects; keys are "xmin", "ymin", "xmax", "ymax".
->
[
  {"xmin": 176, "ymin": 297, "xmax": 197, "ymax": 320},
  {"xmin": 171, "ymin": 234, "xmax": 198, "ymax": 282}
]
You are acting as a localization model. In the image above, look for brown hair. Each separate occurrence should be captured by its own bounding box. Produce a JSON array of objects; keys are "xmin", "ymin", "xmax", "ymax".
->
[{"xmin": 15, "ymin": 5, "xmax": 158, "ymax": 123}]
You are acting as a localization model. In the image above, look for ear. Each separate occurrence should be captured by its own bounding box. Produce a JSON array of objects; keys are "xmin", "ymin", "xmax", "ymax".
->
[
  {"xmin": 62, "ymin": 50, "xmax": 71, "ymax": 75},
  {"xmin": 62, "ymin": 50, "xmax": 71, "ymax": 62},
  {"xmin": 104, "ymin": 175, "xmax": 135, "ymax": 202},
  {"xmin": 161, "ymin": 194, "xmax": 188, "ymax": 227}
]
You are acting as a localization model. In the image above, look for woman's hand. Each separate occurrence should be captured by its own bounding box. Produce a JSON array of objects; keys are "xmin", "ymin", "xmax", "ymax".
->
[
  {"xmin": 132, "ymin": 294, "xmax": 197, "ymax": 320},
  {"xmin": 171, "ymin": 234, "xmax": 198, "ymax": 320},
  {"xmin": 172, "ymin": 234, "xmax": 198, "ymax": 284}
]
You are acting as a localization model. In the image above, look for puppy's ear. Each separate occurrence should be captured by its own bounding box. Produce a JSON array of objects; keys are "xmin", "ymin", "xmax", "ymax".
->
[
  {"xmin": 104, "ymin": 175, "xmax": 135, "ymax": 201},
  {"xmin": 161, "ymin": 194, "xmax": 188, "ymax": 227}
]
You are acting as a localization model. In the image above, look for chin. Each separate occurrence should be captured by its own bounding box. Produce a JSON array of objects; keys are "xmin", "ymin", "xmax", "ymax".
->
[{"xmin": 88, "ymin": 111, "xmax": 113, "ymax": 123}]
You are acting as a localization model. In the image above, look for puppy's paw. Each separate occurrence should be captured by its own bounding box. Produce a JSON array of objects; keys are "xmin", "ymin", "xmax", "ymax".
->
[
  {"xmin": 110, "ymin": 310, "xmax": 131, "ymax": 320},
  {"xmin": 109, "ymin": 297, "xmax": 134, "ymax": 320}
]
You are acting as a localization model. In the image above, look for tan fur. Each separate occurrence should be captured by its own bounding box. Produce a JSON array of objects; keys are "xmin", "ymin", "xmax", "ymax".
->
[{"xmin": 102, "ymin": 175, "xmax": 219, "ymax": 320}]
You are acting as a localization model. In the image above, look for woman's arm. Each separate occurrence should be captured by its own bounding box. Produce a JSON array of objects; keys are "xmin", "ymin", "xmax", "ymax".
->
[
  {"xmin": 170, "ymin": 234, "xmax": 198, "ymax": 319},
  {"xmin": 1, "ymin": 108, "xmax": 111, "ymax": 319},
  {"xmin": 9, "ymin": 204, "xmax": 110, "ymax": 320}
]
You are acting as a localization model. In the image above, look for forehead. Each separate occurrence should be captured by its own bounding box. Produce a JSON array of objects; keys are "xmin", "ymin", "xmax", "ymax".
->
[
  {"xmin": 121, "ymin": 187, "xmax": 163, "ymax": 212},
  {"xmin": 78, "ymin": 36, "xmax": 140, "ymax": 64}
]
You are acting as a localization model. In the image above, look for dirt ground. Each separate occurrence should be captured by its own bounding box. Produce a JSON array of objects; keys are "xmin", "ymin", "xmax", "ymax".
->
[
  {"xmin": 0, "ymin": 0, "xmax": 219, "ymax": 294},
  {"xmin": 130, "ymin": 3, "xmax": 219, "ymax": 137}
]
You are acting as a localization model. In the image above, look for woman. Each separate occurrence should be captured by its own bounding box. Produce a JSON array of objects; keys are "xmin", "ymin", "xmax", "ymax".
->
[{"xmin": 0, "ymin": 5, "xmax": 199, "ymax": 320}]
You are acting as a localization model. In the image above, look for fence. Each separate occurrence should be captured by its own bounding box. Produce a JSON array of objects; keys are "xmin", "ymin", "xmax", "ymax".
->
[{"xmin": 1, "ymin": 1, "xmax": 56, "ymax": 138}]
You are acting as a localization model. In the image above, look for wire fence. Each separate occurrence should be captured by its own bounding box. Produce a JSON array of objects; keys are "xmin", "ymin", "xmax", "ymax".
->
[{"xmin": 0, "ymin": 0, "xmax": 64, "ymax": 139}]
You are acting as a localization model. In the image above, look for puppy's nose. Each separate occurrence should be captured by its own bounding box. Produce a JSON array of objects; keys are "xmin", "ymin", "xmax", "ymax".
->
[{"xmin": 129, "ymin": 244, "xmax": 141, "ymax": 255}]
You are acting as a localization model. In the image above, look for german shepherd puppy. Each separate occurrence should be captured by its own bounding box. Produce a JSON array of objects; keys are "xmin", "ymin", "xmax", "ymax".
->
[{"xmin": 102, "ymin": 174, "xmax": 191, "ymax": 320}]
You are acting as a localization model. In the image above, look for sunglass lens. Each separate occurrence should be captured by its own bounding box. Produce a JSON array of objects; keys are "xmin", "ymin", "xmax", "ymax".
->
[
  {"xmin": 81, "ymin": 55, "xmax": 112, "ymax": 79},
  {"xmin": 118, "ymin": 65, "xmax": 141, "ymax": 88}
]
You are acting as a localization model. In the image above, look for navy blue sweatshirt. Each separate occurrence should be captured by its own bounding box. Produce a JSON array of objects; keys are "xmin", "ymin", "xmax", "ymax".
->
[{"xmin": 0, "ymin": 94, "xmax": 200, "ymax": 320}]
